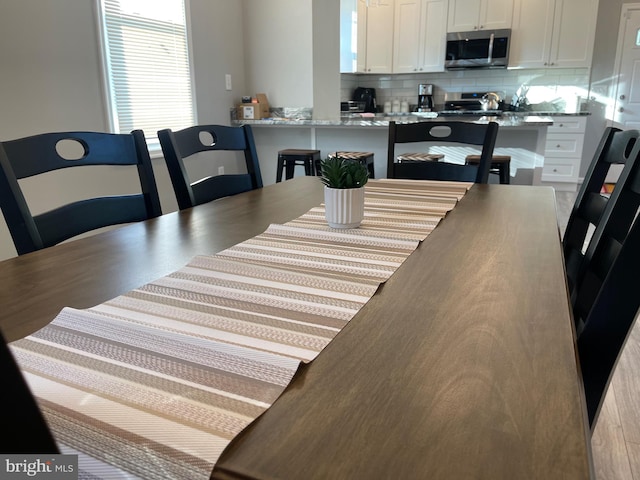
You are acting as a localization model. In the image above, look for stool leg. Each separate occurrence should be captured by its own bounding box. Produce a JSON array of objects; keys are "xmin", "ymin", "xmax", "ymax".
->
[
  {"xmin": 367, "ymin": 161, "xmax": 375, "ymax": 179},
  {"xmin": 276, "ymin": 156, "xmax": 284, "ymax": 183},
  {"xmin": 285, "ymin": 159, "xmax": 295, "ymax": 180},
  {"xmin": 358, "ymin": 158, "xmax": 375, "ymax": 179},
  {"xmin": 304, "ymin": 158, "xmax": 313, "ymax": 176},
  {"xmin": 500, "ymin": 164, "xmax": 510, "ymax": 184}
]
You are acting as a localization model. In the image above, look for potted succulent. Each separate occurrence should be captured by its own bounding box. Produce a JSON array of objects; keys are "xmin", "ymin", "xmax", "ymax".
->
[{"xmin": 319, "ymin": 156, "xmax": 369, "ymax": 228}]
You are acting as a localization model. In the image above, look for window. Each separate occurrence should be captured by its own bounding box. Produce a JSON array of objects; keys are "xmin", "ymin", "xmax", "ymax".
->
[{"xmin": 98, "ymin": 0, "xmax": 195, "ymax": 149}]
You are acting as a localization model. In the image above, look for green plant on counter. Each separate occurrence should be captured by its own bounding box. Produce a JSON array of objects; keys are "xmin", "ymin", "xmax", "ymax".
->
[{"xmin": 319, "ymin": 156, "xmax": 369, "ymax": 189}]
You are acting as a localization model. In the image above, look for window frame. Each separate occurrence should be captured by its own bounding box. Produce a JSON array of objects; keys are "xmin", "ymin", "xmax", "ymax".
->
[{"xmin": 95, "ymin": 0, "xmax": 198, "ymax": 153}]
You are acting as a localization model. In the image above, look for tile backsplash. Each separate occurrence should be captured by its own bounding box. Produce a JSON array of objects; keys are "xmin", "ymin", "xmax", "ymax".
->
[{"xmin": 341, "ymin": 68, "xmax": 590, "ymax": 112}]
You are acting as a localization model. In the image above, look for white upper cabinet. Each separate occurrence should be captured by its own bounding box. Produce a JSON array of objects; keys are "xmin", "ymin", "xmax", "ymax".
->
[
  {"xmin": 393, "ymin": 0, "xmax": 449, "ymax": 73},
  {"xmin": 509, "ymin": 0, "xmax": 598, "ymax": 68},
  {"xmin": 356, "ymin": 0, "xmax": 395, "ymax": 73},
  {"xmin": 447, "ymin": 0, "xmax": 514, "ymax": 32}
]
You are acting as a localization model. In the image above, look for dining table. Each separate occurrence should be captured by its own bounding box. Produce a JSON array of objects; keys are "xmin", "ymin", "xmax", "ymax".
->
[{"xmin": 0, "ymin": 176, "xmax": 593, "ymax": 479}]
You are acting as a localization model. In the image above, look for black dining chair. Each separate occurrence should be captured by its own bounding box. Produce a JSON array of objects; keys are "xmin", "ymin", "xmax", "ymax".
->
[
  {"xmin": 577, "ymin": 211, "xmax": 640, "ymax": 430},
  {"xmin": 158, "ymin": 124, "xmax": 263, "ymax": 210},
  {"xmin": 0, "ymin": 130, "xmax": 162, "ymax": 256},
  {"xmin": 387, "ymin": 121, "xmax": 499, "ymax": 183},
  {"xmin": 1, "ymin": 330, "xmax": 59, "ymax": 453},
  {"xmin": 568, "ymin": 134, "xmax": 640, "ymax": 429},
  {"xmin": 570, "ymin": 140, "xmax": 640, "ymax": 335},
  {"xmin": 563, "ymin": 127, "xmax": 640, "ymax": 294}
]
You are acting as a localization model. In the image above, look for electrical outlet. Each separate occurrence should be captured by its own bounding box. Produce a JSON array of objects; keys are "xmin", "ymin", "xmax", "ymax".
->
[
  {"xmin": 218, "ymin": 166, "xmax": 225, "ymax": 175},
  {"xmin": 225, "ymin": 74, "xmax": 232, "ymax": 91}
]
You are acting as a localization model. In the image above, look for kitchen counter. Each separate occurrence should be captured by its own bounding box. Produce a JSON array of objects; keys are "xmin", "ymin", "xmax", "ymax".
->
[
  {"xmin": 231, "ymin": 111, "xmax": 586, "ymax": 189},
  {"xmin": 233, "ymin": 113, "xmax": 555, "ymax": 128}
]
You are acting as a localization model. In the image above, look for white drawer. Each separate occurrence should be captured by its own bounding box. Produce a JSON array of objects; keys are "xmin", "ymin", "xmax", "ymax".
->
[
  {"xmin": 542, "ymin": 160, "xmax": 578, "ymax": 182},
  {"xmin": 545, "ymin": 134, "xmax": 584, "ymax": 158},
  {"xmin": 548, "ymin": 116, "xmax": 587, "ymax": 134}
]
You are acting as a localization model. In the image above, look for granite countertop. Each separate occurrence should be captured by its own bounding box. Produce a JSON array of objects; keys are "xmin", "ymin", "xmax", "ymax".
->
[{"xmin": 233, "ymin": 112, "xmax": 558, "ymax": 128}]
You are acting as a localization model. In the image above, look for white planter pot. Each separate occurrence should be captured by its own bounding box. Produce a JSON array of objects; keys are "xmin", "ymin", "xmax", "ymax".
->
[{"xmin": 324, "ymin": 186, "xmax": 365, "ymax": 229}]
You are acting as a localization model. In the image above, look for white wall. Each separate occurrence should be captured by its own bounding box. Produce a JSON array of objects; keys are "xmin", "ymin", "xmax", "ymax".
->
[
  {"xmin": 0, "ymin": 0, "xmax": 107, "ymax": 138},
  {"xmin": 0, "ymin": 0, "xmax": 246, "ymax": 260},
  {"xmin": 242, "ymin": 0, "xmax": 314, "ymax": 107},
  {"xmin": 190, "ymin": 0, "xmax": 247, "ymax": 124},
  {"xmin": 583, "ymin": 0, "xmax": 626, "ymax": 177},
  {"xmin": 312, "ymin": 0, "xmax": 341, "ymax": 121}
]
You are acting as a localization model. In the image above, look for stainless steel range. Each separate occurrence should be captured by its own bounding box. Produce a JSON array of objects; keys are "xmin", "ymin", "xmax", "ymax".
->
[{"xmin": 437, "ymin": 91, "xmax": 505, "ymax": 116}]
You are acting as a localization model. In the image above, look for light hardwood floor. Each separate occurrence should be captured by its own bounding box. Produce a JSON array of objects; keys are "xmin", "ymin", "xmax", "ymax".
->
[{"xmin": 555, "ymin": 190, "xmax": 640, "ymax": 479}]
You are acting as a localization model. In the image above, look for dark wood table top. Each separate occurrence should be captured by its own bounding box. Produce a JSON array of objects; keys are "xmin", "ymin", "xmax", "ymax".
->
[
  {"xmin": 0, "ymin": 177, "xmax": 592, "ymax": 479},
  {"xmin": 0, "ymin": 177, "xmax": 324, "ymax": 341}
]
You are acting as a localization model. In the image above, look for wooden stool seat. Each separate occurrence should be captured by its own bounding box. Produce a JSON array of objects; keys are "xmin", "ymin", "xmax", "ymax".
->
[
  {"xmin": 397, "ymin": 153, "xmax": 445, "ymax": 162},
  {"xmin": 465, "ymin": 154, "xmax": 511, "ymax": 184},
  {"xmin": 276, "ymin": 149, "xmax": 321, "ymax": 182},
  {"xmin": 320, "ymin": 151, "xmax": 375, "ymax": 178}
]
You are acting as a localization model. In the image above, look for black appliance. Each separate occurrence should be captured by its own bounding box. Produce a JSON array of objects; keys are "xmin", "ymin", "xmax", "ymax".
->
[
  {"xmin": 352, "ymin": 87, "xmax": 377, "ymax": 113},
  {"xmin": 445, "ymin": 29, "xmax": 511, "ymax": 70},
  {"xmin": 438, "ymin": 91, "xmax": 505, "ymax": 116},
  {"xmin": 418, "ymin": 84, "xmax": 434, "ymax": 112},
  {"xmin": 340, "ymin": 101, "xmax": 366, "ymax": 113}
]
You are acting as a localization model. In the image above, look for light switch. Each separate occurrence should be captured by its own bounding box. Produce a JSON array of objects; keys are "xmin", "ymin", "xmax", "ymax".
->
[{"xmin": 225, "ymin": 74, "xmax": 232, "ymax": 91}]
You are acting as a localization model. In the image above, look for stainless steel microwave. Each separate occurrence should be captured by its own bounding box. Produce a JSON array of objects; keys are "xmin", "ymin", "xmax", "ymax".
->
[{"xmin": 445, "ymin": 29, "xmax": 511, "ymax": 69}]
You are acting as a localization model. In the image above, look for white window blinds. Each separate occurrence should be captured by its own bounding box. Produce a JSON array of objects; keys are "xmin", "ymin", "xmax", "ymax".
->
[{"xmin": 99, "ymin": 0, "xmax": 195, "ymax": 147}]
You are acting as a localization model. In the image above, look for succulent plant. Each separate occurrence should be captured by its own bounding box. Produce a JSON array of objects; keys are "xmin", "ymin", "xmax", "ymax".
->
[{"xmin": 319, "ymin": 156, "xmax": 369, "ymax": 189}]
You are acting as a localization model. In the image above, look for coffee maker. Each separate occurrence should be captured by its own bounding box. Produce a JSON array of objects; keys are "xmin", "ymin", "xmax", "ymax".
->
[
  {"xmin": 352, "ymin": 87, "xmax": 377, "ymax": 113},
  {"xmin": 418, "ymin": 84, "xmax": 434, "ymax": 112}
]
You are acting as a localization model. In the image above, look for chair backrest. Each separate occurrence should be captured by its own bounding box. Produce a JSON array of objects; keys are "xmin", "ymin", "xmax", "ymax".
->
[
  {"xmin": 158, "ymin": 124, "xmax": 263, "ymax": 210},
  {"xmin": 0, "ymin": 130, "xmax": 162, "ymax": 256},
  {"xmin": 555, "ymin": 127, "xmax": 640, "ymax": 429},
  {"xmin": 571, "ymin": 149, "xmax": 640, "ymax": 331},
  {"xmin": 577, "ymin": 211, "xmax": 640, "ymax": 429},
  {"xmin": 387, "ymin": 121, "xmax": 499, "ymax": 183},
  {"xmin": 1, "ymin": 330, "xmax": 59, "ymax": 453},
  {"xmin": 563, "ymin": 127, "xmax": 640, "ymax": 294}
]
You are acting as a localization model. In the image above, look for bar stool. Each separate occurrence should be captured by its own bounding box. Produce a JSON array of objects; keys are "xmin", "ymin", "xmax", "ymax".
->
[
  {"xmin": 316, "ymin": 151, "xmax": 376, "ymax": 178},
  {"xmin": 276, "ymin": 149, "xmax": 321, "ymax": 182},
  {"xmin": 396, "ymin": 153, "xmax": 444, "ymax": 163},
  {"xmin": 465, "ymin": 154, "xmax": 511, "ymax": 184}
]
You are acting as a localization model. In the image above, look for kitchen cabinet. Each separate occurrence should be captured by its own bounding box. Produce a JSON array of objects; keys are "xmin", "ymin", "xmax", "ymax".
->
[
  {"xmin": 542, "ymin": 116, "xmax": 586, "ymax": 189},
  {"xmin": 509, "ymin": 0, "xmax": 598, "ymax": 69},
  {"xmin": 447, "ymin": 0, "xmax": 513, "ymax": 32},
  {"xmin": 393, "ymin": 0, "xmax": 448, "ymax": 73},
  {"xmin": 356, "ymin": 0, "xmax": 395, "ymax": 73}
]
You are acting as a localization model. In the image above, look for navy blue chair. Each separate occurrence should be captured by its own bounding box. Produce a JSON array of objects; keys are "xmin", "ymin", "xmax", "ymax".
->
[
  {"xmin": 563, "ymin": 127, "xmax": 640, "ymax": 295},
  {"xmin": 158, "ymin": 124, "xmax": 263, "ymax": 210},
  {"xmin": 0, "ymin": 130, "xmax": 162, "ymax": 255},
  {"xmin": 387, "ymin": 121, "xmax": 499, "ymax": 183}
]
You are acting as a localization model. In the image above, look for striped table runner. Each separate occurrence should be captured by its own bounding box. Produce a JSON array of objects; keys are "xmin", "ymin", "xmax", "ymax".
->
[{"xmin": 10, "ymin": 179, "xmax": 470, "ymax": 479}]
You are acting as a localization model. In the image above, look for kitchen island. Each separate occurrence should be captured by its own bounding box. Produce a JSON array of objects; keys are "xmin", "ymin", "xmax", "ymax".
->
[{"xmin": 234, "ymin": 113, "xmax": 555, "ymax": 187}]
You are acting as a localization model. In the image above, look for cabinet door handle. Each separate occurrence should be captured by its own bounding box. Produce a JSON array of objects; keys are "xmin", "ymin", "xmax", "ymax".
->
[{"xmin": 620, "ymin": 94, "xmax": 626, "ymax": 100}]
